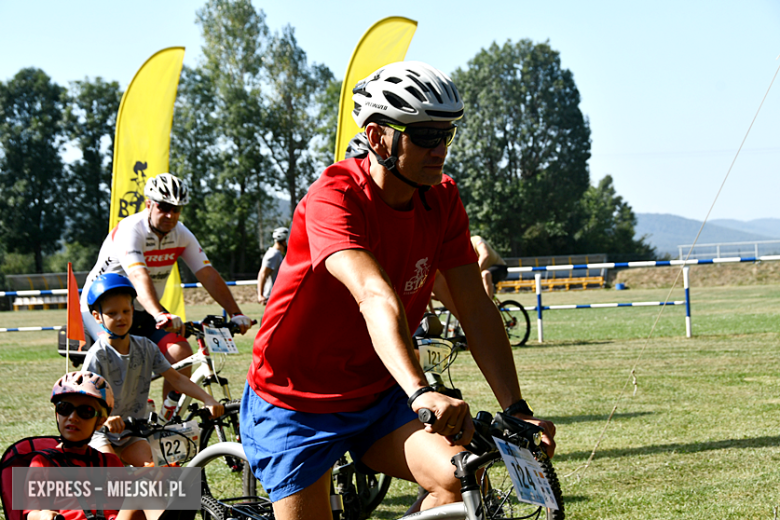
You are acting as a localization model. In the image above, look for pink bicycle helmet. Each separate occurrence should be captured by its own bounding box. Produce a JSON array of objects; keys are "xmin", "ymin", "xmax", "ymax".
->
[{"xmin": 51, "ymin": 371, "xmax": 114, "ymax": 417}]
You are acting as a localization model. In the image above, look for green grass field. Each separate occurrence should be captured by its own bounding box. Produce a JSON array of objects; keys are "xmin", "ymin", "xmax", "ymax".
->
[{"xmin": 2, "ymin": 285, "xmax": 780, "ymax": 519}]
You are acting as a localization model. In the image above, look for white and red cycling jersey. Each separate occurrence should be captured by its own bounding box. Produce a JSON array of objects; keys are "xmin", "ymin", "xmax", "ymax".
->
[{"xmin": 80, "ymin": 209, "xmax": 211, "ymax": 313}]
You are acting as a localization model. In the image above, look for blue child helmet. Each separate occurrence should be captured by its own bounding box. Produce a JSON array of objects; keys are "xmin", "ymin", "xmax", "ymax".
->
[{"xmin": 87, "ymin": 273, "xmax": 137, "ymax": 308}]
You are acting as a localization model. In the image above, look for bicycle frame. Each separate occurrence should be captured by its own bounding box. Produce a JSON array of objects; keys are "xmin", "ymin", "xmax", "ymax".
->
[
  {"xmin": 152, "ymin": 330, "xmax": 235, "ymax": 418},
  {"xmin": 190, "ymin": 442, "xmax": 500, "ymax": 520},
  {"xmin": 179, "ymin": 338, "xmax": 233, "ymax": 416}
]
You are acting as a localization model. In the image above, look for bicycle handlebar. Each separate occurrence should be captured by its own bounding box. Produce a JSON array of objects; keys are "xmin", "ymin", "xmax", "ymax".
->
[
  {"xmin": 184, "ymin": 315, "xmax": 258, "ymax": 339},
  {"xmin": 100, "ymin": 400, "xmax": 242, "ymax": 439},
  {"xmin": 417, "ymin": 408, "xmax": 543, "ymax": 455}
]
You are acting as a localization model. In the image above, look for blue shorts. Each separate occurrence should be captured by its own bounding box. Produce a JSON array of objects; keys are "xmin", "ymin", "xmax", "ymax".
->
[{"xmin": 240, "ymin": 382, "xmax": 417, "ymax": 502}]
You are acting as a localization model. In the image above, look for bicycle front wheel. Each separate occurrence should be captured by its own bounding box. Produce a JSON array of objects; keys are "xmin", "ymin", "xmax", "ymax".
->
[
  {"xmin": 498, "ymin": 300, "xmax": 531, "ymax": 346},
  {"xmin": 189, "ymin": 442, "xmax": 273, "ymax": 520},
  {"xmin": 480, "ymin": 452, "xmax": 565, "ymax": 520}
]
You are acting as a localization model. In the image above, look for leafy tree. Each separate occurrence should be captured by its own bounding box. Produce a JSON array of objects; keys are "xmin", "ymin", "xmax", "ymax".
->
[
  {"xmin": 447, "ymin": 40, "xmax": 591, "ymax": 257},
  {"xmin": 0, "ymin": 68, "xmax": 66, "ymax": 273},
  {"xmin": 260, "ymin": 25, "xmax": 334, "ymax": 207},
  {"xmin": 171, "ymin": 64, "xmax": 220, "ymax": 255},
  {"xmin": 190, "ymin": 0, "xmax": 271, "ymax": 277},
  {"xmin": 574, "ymin": 175, "xmax": 655, "ymax": 259},
  {"xmin": 63, "ymin": 77, "xmax": 122, "ymax": 258}
]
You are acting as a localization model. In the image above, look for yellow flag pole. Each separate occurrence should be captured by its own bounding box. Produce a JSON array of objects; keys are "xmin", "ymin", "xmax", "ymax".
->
[
  {"xmin": 109, "ymin": 47, "xmax": 187, "ymax": 319},
  {"xmin": 334, "ymin": 17, "xmax": 417, "ymax": 163}
]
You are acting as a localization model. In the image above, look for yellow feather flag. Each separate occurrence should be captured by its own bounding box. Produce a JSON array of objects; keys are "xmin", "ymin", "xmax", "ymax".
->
[
  {"xmin": 109, "ymin": 47, "xmax": 187, "ymax": 319},
  {"xmin": 334, "ymin": 17, "xmax": 417, "ymax": 163}
]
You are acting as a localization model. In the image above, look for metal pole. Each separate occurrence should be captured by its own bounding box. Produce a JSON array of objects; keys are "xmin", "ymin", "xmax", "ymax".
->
[
  {"xmin": 683, "ymin": 266, "xmax": 692, "ymax": 338},
  {"xmin": 535, "ymin": 273, "xmax": 543, "ymax": 342}
]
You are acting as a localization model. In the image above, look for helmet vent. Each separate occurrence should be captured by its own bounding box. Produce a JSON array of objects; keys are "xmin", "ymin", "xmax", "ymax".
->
[
  {"xmin": 405, "ymin": 86, "xmax": 425, "ymax": 102},
  {"xmin": 408, "ymin": 75, "xmax": 430, "ymax": 93},
  {"xmin": 406, "ymin": 68, "xmax": 421, "ymax": 77},
  {"xmin": 426, "ymin": 108, "xmax": 464, "ymax": 119},
  {"xmin": 384, "ymin": 91, "xmax": 414, "ymax": 113},
  {"xmin": 385, "ymin": 76, "xmax": 402, "ymax": 84},
  {"xmin": 425, "ymin": 83, "xmax": 443, "ymax": 104}
]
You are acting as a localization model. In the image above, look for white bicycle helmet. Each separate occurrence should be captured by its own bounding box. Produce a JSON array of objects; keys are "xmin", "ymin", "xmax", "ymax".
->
[
  {"xmin": 272, "ymin": 227, "xmax": 289, "ymax": 241},
  {"xmin": 144, "ymin": 173, "xmax": 190, "ymax": 206},
  {"xmin": 351, "ymin": 61, "xmax": 464, "ymax": 128}
]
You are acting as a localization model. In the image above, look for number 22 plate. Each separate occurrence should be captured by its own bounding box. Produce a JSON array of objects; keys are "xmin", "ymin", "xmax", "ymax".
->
[
  {"xmin": 151, "ymin": 420, "xmax": 200, "ymax": 466},
  {"xmin": 493, "ymin": 437, "xmax": 559, "ymax": 510}
]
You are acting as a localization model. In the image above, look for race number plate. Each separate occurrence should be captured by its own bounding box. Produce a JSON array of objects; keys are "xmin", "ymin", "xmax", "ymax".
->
[
  {"xmin": 493, "ymin": 437, "xmax": 559, "ymax": 510},
  {"xmin": 204, "ymin": 325, "xmax": 238, "ymax": 354},
  {"xmin": 418, "ymin": 340, "xmax": 451, "ymax": 375},
  {"xmin": 150, "ymin": 420, "xmax": 201, "ymax": 466}
]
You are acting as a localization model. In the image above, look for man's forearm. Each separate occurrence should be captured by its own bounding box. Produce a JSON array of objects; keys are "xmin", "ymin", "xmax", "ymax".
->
[
  {"xmin": 127, "ymin": 268, "xmax": 166, "ymax": 316},
  {"xmin": 196, "ymin": 266, "xmax": 242, "ymax": 316},
  {"xmin": 360, "ymin": 292, "xmax": 428, "ymax": 395}
]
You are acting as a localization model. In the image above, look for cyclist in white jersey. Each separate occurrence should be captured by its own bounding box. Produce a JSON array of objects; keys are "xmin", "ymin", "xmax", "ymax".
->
[{"xmin": 81, "ymin": 173, "xmax": 253, "ymax": 402}]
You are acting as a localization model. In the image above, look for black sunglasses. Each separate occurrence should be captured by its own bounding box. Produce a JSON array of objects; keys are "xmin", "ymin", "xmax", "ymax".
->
[
  {"xmin": 156, "ymin": 202, "xmax": 182, "ymax": 214},
  {"xmin": 384, "ymin": 123, "xmax": 458, "ymax": 149},
  {"xmin": 55, "ymin": 401, "xmax": 100, "ymax": 420}
]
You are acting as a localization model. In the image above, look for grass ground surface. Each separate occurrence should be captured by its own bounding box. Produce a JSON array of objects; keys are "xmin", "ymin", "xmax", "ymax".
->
[{"xmin": 2, "ymin": 283, "xmax": 780, "ymax": 519}]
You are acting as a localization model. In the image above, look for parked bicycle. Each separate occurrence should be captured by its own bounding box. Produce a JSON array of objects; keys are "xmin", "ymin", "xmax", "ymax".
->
[{"xmin": 435, "ymin": 297, "xmax": 531, "ymax": 347}]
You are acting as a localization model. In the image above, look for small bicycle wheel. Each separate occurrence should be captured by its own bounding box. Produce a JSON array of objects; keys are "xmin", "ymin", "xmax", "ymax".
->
[
  {"xmin": 191, "ymin": 442, "xmax": 272, "ymax": 517},
  {"xmin": 498, "ymin": 300, "xmax": 531, "ymax": 346},
  {"xmin": 199, "ymin": 400, "xmax": 244, "ymax": 474},
  {"xmin": 480, "ymin": 452, "xmax": 565, "ymax": 520},
  {"xmin": 200, "ymin": 494, "xmax": 226, "ymax": 520}
]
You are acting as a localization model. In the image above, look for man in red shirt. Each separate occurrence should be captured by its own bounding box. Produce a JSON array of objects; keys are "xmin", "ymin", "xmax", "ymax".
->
[{"xmin": 240, "ymin": 61, "xmax": 556, "ymax": 518}]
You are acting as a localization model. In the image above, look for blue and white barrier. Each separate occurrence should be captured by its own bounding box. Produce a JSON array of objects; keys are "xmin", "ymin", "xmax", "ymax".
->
[
  {"xmin": 508, "ymin": 255, "xmax": 780, "ymax": 274},
  {"xmin": 514, "ymin": 261, "xmax": 700, "ymax": 342},
  {"xmin": 0, "ymin": 326, "xmax": 63, "ymax": 332},
  {"xmin": 525, "ymin": 301, "xmax": 685, "ymax": 311},
  {"xmin": 0, "ymin": 255, "xmax": 768, "ymax": 338}
]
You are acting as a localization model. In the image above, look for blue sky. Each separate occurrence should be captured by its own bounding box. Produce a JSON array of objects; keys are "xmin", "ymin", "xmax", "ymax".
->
[{"xmin": 1, "ymin": 0, "xmax": 779, "ymax": 221}]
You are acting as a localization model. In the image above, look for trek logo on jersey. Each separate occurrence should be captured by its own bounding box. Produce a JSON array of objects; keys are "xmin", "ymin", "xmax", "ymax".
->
[
  {"xmin": 144, "ymin": 247, "xmax": 185, "ymax": 267},
  {"xmin": 404, "ymin": 257, "xmax": 430, "ymax": 294}
]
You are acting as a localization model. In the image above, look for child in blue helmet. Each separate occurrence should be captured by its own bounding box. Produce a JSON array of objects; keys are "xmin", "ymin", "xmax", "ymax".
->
[{"xmin": 82, "ymin": 273, "xmax": 223, "ymax": 467}]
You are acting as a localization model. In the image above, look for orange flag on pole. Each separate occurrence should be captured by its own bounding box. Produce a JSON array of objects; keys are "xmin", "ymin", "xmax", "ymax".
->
[{"xmin": 66, "ymin": 262, "xmax": 86, "ymax": 370}]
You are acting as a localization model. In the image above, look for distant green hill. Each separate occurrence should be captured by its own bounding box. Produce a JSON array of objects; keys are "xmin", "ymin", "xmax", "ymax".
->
[{"xmin": 635, "ymin": 213, "xmax": 780, "ymax": 257}]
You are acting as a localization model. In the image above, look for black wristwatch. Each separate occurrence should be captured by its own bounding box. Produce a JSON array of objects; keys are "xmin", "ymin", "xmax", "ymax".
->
[{"xmin": 504, "ymin": 399, "xmax": 534, "ymax": 417}]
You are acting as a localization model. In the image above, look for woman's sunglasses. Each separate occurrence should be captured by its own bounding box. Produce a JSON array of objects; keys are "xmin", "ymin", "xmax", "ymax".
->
[
  {"xmin": 55, "ymin": 401, "xmax": 100, "ymax": 420},
  {"xmin": 384, "ymin": 123, "xmax": 458, "ymax": 149}
]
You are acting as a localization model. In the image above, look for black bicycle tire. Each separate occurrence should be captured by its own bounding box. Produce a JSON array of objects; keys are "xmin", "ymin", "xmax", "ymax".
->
[
  {"xmin": 358, "ymin": 470, "xmax": 392, "ymax": 517},
  {"xmin": 242, "ymin": 461, "xmax": 257, "ymax": 497},
  {"xmin": 199, "ymin": 400, "xmax": 244, "ymax": 473},
  {"xmin": 332, "ymin": 455, "xmax": 392, "ymax": 520},
  {"xmin": 499, "ymin": 300, "xmax": 531, "ymax": 346},
  {"xmin": 481, "ymin": 453, "xmax": 564, "ymax": 520},
  {"xmin": 200, "ymin": 494, "xmax": 226, "ymax": 520}
]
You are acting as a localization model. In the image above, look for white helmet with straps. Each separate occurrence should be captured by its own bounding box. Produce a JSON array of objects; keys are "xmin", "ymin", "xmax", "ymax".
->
[
  {"xmin": 351, "ymin": 61, "xmax": 464, "ymax": 128},
  {"xmin": 272, "ymin": 227, "xmax": 289, "ymax": 241},
  {"xmin": 144, "ymin": 173, "xmax": 190, "ymax": 206}
]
